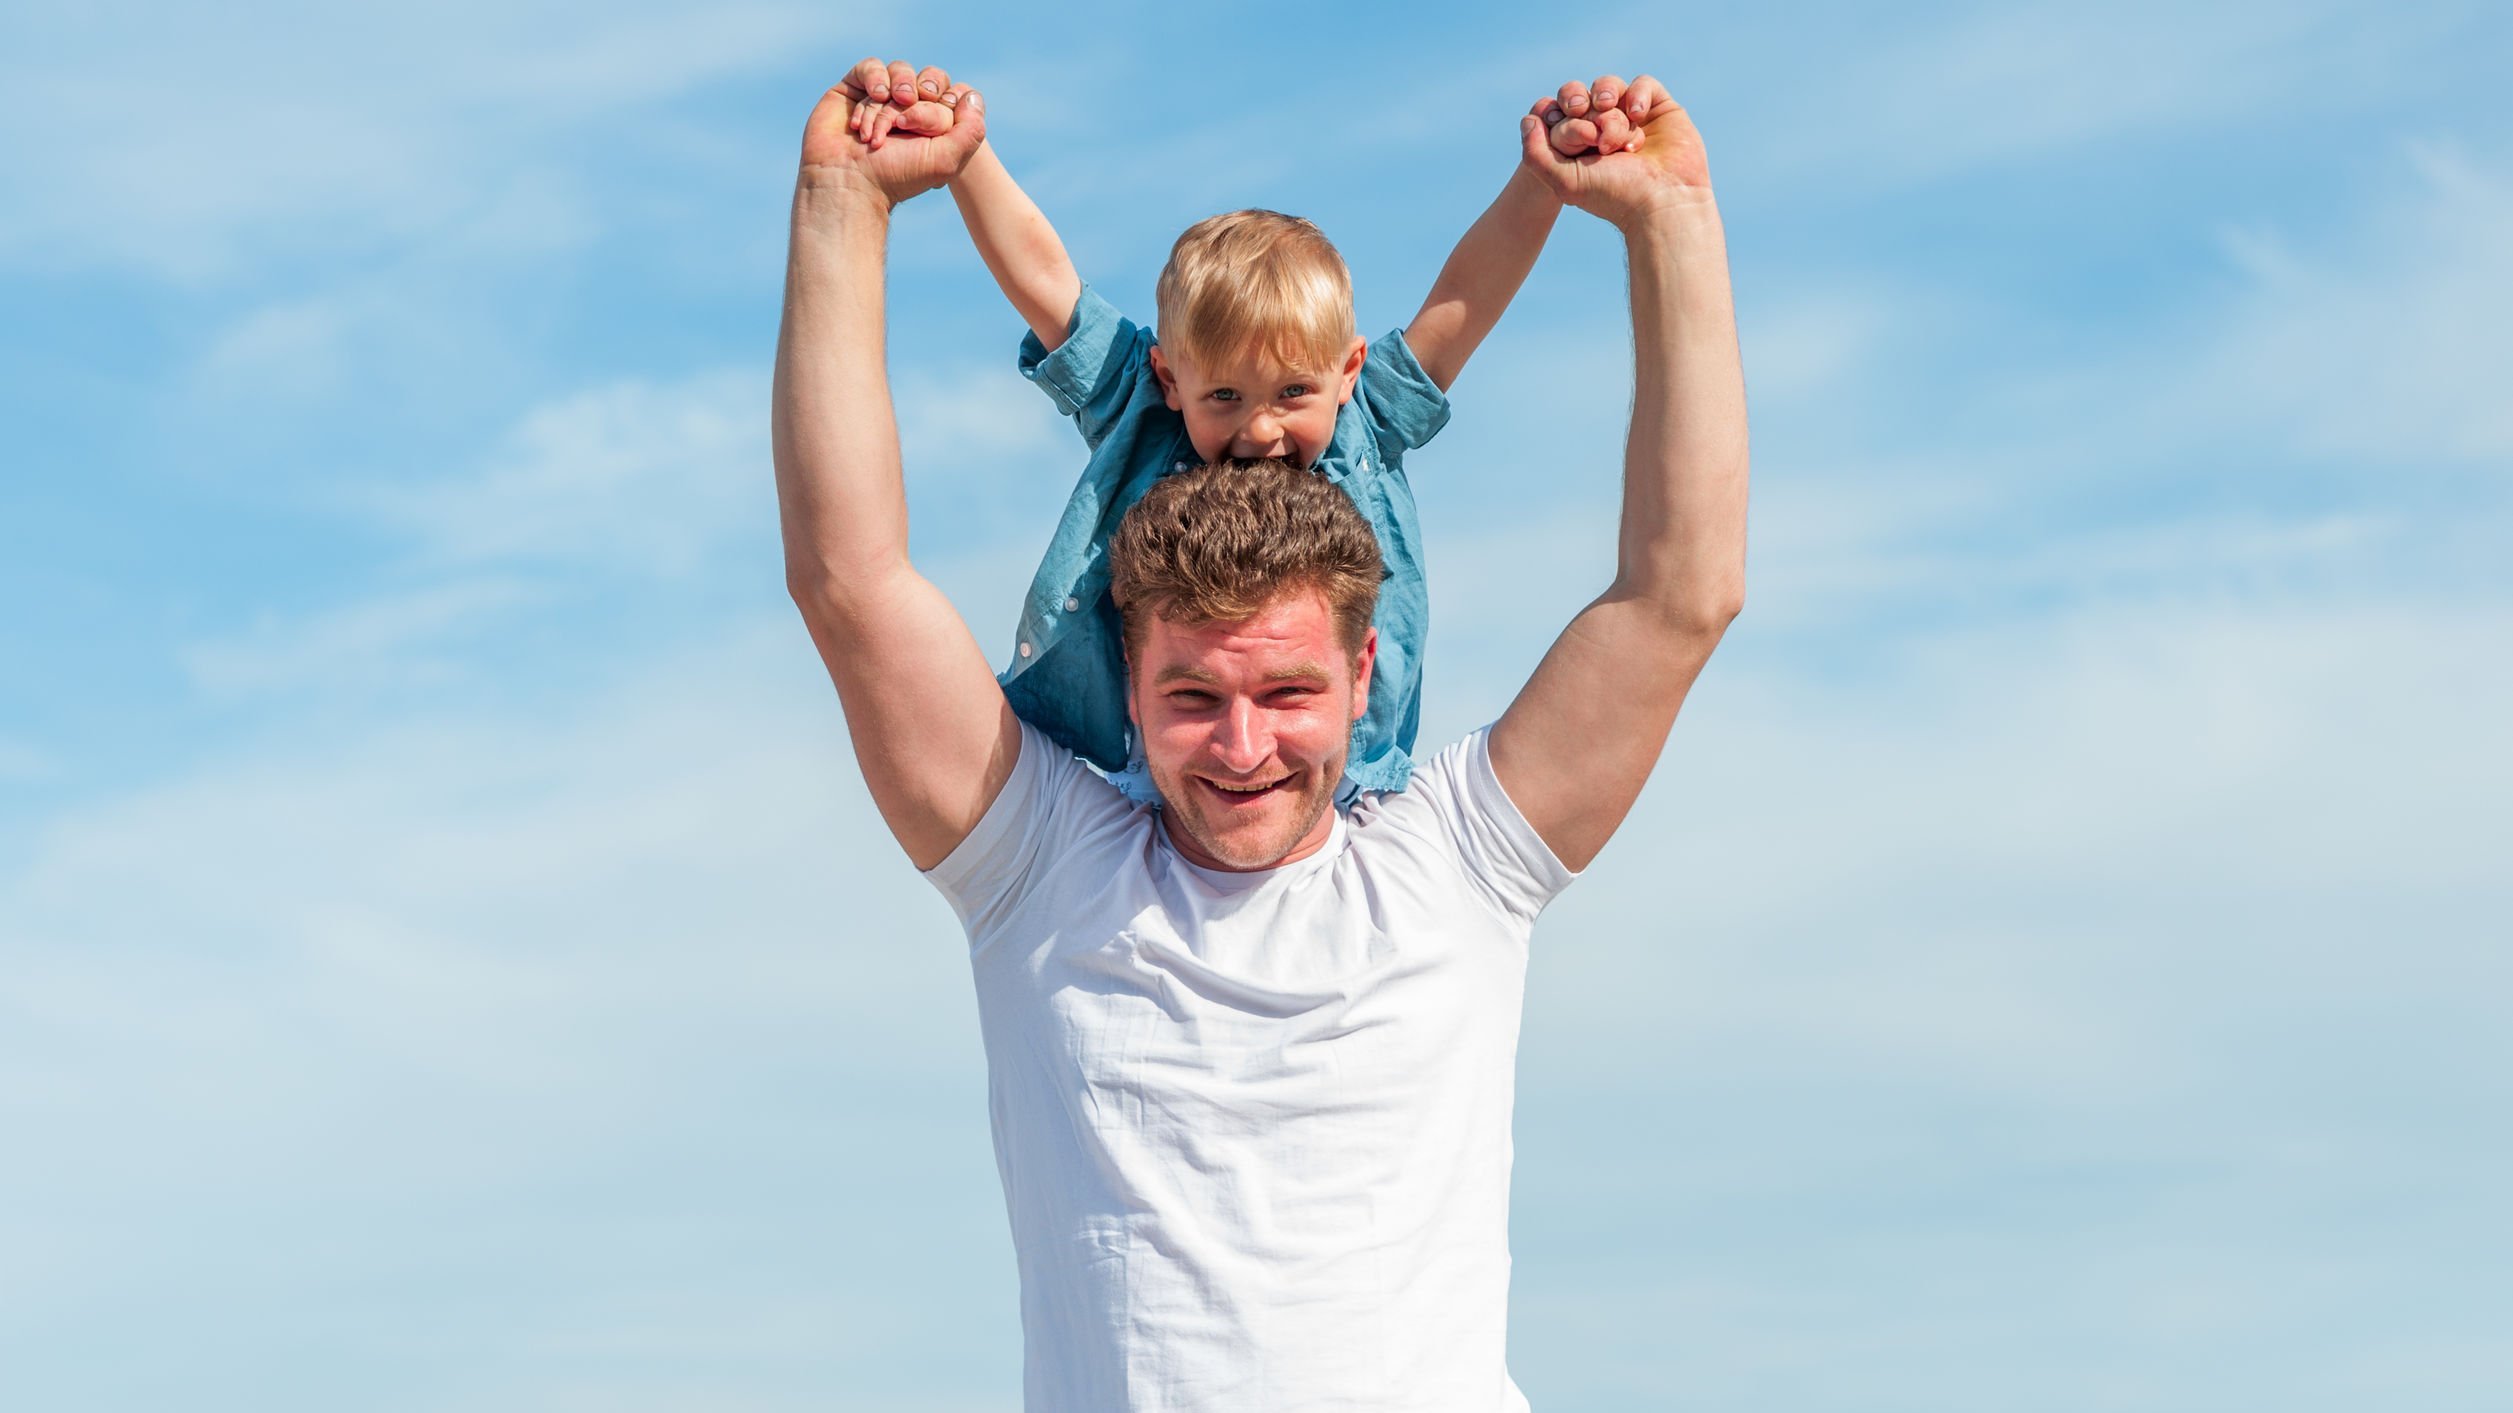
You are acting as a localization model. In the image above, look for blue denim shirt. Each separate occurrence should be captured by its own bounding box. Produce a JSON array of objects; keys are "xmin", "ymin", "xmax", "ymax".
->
[{"xmin": 1000, "ymin": 284, "xmax": 1450, "ymax": 800}]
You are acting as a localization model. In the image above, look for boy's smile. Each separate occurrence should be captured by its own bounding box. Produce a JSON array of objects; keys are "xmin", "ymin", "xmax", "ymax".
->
[{"xmin": 1150, "ymin": 337, "xmax": 1369, "ymax": 468}]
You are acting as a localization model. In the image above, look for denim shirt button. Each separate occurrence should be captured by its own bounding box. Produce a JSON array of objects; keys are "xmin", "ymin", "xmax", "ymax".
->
[
  {"xmin": 1018, "ymin": 641, "xmax": 1032, "ymax": 658},
  {"xmin": 1172, "ymin": 459, "xmax": 1189, "ymax": 472},
  {"xmin": 1064, "ymin": 597, "xmax": 1081, "ymax": 613}
]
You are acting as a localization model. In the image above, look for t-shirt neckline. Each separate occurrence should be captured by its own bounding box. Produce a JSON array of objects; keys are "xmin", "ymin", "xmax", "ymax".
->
[{"xmin": 1159, "ymin": 805, "xmax": 1351, "ymax": 893}]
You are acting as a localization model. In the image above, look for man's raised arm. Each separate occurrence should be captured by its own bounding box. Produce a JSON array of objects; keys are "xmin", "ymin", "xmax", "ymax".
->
[
  {"xmin": 773, "ymin": 63, "xmax": 1023, "ymax": 870},
  {"xmin": 1488, "ymin": 74, "xmax": 1749, "ymax": 873}
]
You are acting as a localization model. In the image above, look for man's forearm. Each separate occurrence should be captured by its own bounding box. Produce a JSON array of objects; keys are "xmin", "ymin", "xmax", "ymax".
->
[
  {"xmin": 1403, "ymin": 166, "xmax": 1564, "ymax": 391},
  {"xmin": 1613, "ymin": 199, "xmax": 1747, "ymax": 629},
  {"xmin": 773, "ymin": 179, "xmax": 912, "ymax": 605},
  {"xmin": 948, "ymin": 143, "xmax": 1084, "ymax": 350}
]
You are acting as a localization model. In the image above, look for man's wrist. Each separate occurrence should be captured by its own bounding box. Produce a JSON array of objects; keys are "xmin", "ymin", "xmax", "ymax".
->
[
  {"xmin": 1613, "ymin": 190, "xmax": 1721, "ymax": 241},
  {"xmin": 794, "ymin": 166, "xmax": 896, "ymax": 222}
]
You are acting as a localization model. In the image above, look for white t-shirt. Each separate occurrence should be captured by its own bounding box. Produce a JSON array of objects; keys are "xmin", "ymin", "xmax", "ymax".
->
[{"xmin": 925, "ymin": 721, "xmax": 1578, "ymax": 1412}]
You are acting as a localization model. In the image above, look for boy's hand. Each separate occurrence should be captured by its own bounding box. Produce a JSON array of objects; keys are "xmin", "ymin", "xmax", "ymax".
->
[
  {"xmin": 836, "ymin": 57, "xmax": 976, "ymax": 148},
  {"xmin": 1519, "ymin": 73, "xmax": 1712, "ymax": 229},
  {"xmin": 797, "ymin": 57, "xmax": 984, "ymax": 208}
]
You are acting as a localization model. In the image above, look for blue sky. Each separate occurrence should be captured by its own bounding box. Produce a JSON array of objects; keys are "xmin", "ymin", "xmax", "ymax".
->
[{"xmin": 4, "ymin": 1, "xmax": 2509, "ymax": 1408}]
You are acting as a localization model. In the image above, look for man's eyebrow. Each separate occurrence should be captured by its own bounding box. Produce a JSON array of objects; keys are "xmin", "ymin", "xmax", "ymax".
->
[{"xmin": 1150, "ymin": 661, "xmax": 1332, "ymax": 686}]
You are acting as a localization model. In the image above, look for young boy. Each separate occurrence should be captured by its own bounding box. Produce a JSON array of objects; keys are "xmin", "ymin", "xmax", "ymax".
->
[{"xmin": 846, "ymin": 59, "xmax": 1573, "ymax": 803}]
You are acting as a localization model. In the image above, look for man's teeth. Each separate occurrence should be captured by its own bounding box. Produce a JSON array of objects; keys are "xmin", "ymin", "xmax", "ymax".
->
[{"xmin": 1211, "ymin": 778, "xmax": 1283, "ymax": 793}]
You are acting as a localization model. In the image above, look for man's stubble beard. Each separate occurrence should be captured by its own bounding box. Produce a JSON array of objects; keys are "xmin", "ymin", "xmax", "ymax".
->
[{"xmin": 1147, "ymin": 745, "xmax": 1345, "ymax": 872}]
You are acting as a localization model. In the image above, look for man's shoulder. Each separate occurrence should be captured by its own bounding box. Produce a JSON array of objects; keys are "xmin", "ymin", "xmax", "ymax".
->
[
  {"xmin": 1346, "ymin": 732, "xmax": 1487, "ymax": 841},
  {"xmin": 925, "ymin": 720, "xmax": 1151, "ymax": 928},
  {"xmin": 1347, "ymin": 729, "xmax": 1577, "ymax": 924}
]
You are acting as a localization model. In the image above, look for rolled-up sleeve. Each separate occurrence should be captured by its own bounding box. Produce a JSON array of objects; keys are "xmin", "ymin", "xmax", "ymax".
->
[
  {"xmin": 1355, "ymin": 329, "xmax": 1453, "ymax": 456},
  {"xmin": 1017, "ymin": 284, "xmax": 1153, "ymax": 450}
]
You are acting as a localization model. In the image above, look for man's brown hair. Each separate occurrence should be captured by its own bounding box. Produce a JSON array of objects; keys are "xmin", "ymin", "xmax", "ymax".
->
[{"xmin": 1109, "ymin": 459, "xmax": 1383, "ymax": 667}]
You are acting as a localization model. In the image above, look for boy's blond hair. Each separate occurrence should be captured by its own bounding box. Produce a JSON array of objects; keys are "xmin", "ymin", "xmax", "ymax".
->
[{"xmin": 1155, "ymin": 210, "xmax": 1356, "ymax": 372}]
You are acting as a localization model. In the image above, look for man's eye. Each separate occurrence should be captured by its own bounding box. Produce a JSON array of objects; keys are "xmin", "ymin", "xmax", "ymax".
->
[{"xmin": 1169, "ymin": 690, "xmax": 1216, "ymax": 707}]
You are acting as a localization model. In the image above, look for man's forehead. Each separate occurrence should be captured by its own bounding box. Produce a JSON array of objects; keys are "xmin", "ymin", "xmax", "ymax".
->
[{"xmin": 1138, "ymin": 593, "xmax": 1347, "ymax": 681}]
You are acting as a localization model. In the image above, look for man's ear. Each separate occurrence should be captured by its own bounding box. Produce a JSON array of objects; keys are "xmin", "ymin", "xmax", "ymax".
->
[
  {"xmin": 1149, "ymin": 345, "xmax": 1183, "ymax": 412},
  {"xmin": 1350, "ymin": 625, "xmax": 1377, "ymax": 719},
  {"xmin": 1335, "ymin": 336, "xmax": 1367, "ymax": 405}
]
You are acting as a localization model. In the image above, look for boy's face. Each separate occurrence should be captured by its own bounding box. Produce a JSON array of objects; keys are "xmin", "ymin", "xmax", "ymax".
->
[
  {"xmin": 1149, "ymin": 336, "xmax": 1369, "ymax": 468},
  {"xmin": 1126, "ymin": 586, "xmax": 1375, "ymax": 872}
]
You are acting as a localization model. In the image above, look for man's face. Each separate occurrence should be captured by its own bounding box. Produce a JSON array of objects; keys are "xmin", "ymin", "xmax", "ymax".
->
[
  {"xmin": 1150, "ymin": 337, "xmax": 1368, "ymax": 468},
  {"xmin": 1129, "ymin": 588, "xmax": 1375, "ymax": 872}
]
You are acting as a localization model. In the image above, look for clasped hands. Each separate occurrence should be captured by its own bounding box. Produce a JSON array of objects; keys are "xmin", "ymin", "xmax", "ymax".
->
[{"xmin": 803, "ymin": 59, "xmax": 1710, "ymax": 227}]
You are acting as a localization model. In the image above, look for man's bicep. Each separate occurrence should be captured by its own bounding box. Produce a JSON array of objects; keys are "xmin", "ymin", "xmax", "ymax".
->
[
  {"xmin": 1487, "ymin": 595, "xmax": 1723, "ymax": 873},
  {"xmin": 793, "ymin": 566, "xmax": 1024, "ymax": 872}
]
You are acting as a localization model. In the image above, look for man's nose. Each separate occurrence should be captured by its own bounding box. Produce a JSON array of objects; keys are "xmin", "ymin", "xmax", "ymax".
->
[{"xmin": 1211, "ymin": 698, "xmax": 1271, "ymax": 772}]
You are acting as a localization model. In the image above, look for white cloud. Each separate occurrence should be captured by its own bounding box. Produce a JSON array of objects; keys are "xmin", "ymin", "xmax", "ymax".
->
[
  {"xmin": 1731, "ymin": 0, "xmax": 2463, "ymax": 194},
  {"xmin": 2189, "ymin": 139, "xmax": 2513, "ymax": 466},
  {"xmin": 180, "ymin": 578, "xmax": 545, "ymax": 700},
  {"xmin": 0, "ymin": 1, "xmax": 830, "ymax": 281},
  {"xmin": 895, "ymin": 364, "xmax": 1070, "ymax": 466},
  {"xmin": 365, "ymin": 368, "xmax": 772, "ymax": 574},
  {"xmin": 0, "ymin": 736, "xmax": 58, "ymax": 783}
]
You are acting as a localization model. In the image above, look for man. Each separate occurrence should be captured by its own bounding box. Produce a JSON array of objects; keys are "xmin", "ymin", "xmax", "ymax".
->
[{"xmin": 773, "ymin": 61, "xmax": 1747, "ymax": 1412}]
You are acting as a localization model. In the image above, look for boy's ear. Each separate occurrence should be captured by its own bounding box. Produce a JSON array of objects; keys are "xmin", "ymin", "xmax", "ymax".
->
[
  {"xmin": 1335, "ymin": 336, "xmax": 1367, "ymax": 404},
  {"xmin": 1149, "ymin": 346, "xmax": 1183, "ymax": 411}
]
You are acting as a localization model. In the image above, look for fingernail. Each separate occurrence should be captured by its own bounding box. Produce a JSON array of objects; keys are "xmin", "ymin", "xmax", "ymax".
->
[
  {"xmin": 921, "ymin": 81, "xmax": 938, "ymax": 93},
  {"xmin": 1521, "ymin": 115, "xmax": 1537, "ymax": 132}
]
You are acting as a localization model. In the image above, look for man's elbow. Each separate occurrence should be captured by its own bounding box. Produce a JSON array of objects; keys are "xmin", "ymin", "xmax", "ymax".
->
[
  {"xmin": 1612, "ymin": 577, "xmax": 1743, "ymax": 644},
  {"xmin": 1695, "ymin": 588, "xmax": 1745, "ymax": 637},
  {"xmin": 788, "ymin": 552, "xmax": 916, "ymax": 637}
]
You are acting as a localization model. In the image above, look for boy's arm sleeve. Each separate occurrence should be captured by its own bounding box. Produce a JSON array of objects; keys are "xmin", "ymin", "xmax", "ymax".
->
[
  {"xmin": 1018, "ymin": 284, "xmax": 1152, "ymax": 450},
  {"xmin": 1357, "ymin": 330, "xmax": 1455, "ymax": 457}
]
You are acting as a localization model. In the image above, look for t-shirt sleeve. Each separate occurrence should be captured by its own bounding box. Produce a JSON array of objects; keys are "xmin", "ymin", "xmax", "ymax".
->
[
  {"xmin": 1017, "ymin": 283, "xmax": 1152, "ymax": 451},
  {"xmin": 1411, "ymin": 728, "xmax": 1579, "ymax": 926},
  {"xmin": 1355, "ymin": 329, "xmax": 1454, "ymax": 457},
  {"xmin": 921, "ymin": 720, "xmax": 1099, "ymax": 940}
]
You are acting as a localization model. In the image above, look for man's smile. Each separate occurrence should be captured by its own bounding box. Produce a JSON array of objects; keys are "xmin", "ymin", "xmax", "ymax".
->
[{"xmin": 1200, "ymin": 772, "xmax": 1294, "ymax": 799}]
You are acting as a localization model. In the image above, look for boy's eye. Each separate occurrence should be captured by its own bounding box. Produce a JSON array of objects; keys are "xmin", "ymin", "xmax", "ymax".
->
[
  {"xmin": 1207, "ymin": 388, "xmax": 1239, "ymax": 403},
  {"xmin": 1281, "ymin": 384, "xmax": 1312, "ymax": 399}
]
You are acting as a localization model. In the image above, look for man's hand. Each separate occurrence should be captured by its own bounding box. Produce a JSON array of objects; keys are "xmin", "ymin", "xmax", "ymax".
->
[
  {"xmin": 1518, "ymin": 73, "xmax": 1711, "ymax": 229},
  {"xmin": 797, "ymin": 57, "xmax": 985, "ymax": 208}
]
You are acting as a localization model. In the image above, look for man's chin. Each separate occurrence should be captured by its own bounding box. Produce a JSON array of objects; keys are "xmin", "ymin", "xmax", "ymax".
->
[{"xmin": 1152, "ymin": 770, "xmax": 1336, "ymax": 871}]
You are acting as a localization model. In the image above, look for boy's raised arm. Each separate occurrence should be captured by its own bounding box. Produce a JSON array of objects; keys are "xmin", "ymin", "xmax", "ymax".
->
[
  {"xmin": 948, "ymin": 137, "xmax": 1086, "ymax": 351},
  {"xmin": 776, "ymin": 64, "xmax": 1025, "ymax": 871},
  {"xmin": 1401, "ymin": 160, "xmax": 1565, "ymax": 392}
]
